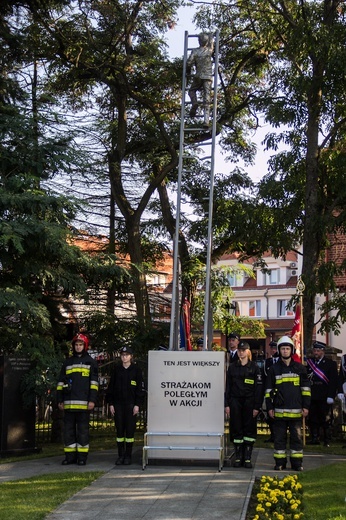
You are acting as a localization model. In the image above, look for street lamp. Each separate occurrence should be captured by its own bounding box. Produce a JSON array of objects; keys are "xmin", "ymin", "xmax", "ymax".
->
[{"xmin": 224, "ymin": 300, "xmax": 237, "ymax": 350}]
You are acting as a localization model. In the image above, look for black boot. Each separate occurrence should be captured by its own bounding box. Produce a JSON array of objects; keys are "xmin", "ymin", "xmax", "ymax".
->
[
  {"xmin": 123, "ymin": 442, "xmax": 133, "ymax": 465},
  {"xmin": 290, "ymin": 457, "xmax": 303, "ymax": 471},
  {"xmin": 243, "ymin": 444, "xmax": 253, "ymax": 469},
  {"xmin": 323, "ymin": 426, "xmax": 332, "ymax": 447},
  {"xmin": 274, "ymin": 458, "xmax": 287, "ymax": 470},
  {"xmin": 115, "ymin": 442, "xmax": 125, "ymax": 465},
  {"xmin": 62, "ymin": 452, "xmax": 77, "ymax": 465},
  {"xmin": 77, "ymin": 448, "xmax": 88, "ymax": 466},
  {"xmin": 233, "ymin": 444, "xmax": 243, "ymax": 468},
  {"xmin": 307, "ymin": 428, "xmax": 320, "ymax": 445}
]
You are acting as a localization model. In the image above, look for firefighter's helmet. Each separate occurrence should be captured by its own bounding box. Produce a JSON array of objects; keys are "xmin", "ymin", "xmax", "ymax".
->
[
  {"xmin": 72, "ymin": 333, "xmax": 89, "ymax": 351},
  {"xmin": 277, "ymin": 335, "xmax": 295, "ymax": 354}
]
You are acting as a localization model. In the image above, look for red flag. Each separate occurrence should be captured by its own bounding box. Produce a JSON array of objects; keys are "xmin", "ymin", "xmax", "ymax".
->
[
  {"xmin": 180, "ymin": 299, "xmax": 192, "ymax": 351},
  {"xmin": 291, "ymin": 305, "xmax": 301, "ymax": 362},
  {"xmin": 291, "ymin": 304, "xmax": 301, "ymax": 337}
]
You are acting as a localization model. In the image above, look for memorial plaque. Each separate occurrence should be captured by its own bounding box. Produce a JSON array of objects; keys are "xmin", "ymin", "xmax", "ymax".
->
[
  {"xmin": 0, "ymin": 355, "xmax": 36, "ymax": 455},
  {"xmin": 145, "ymin": 350, "xmax": 225, "ymax": 463}
]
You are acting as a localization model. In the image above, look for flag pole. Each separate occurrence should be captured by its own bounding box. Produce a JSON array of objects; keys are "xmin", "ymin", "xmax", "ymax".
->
[
  {"xmin": 296, "ymin": 276, "xmax": 306, "ymax": 444},
  {"xmin": 296, "ymin": 276, "xmax": 305, "ymax": 362}
]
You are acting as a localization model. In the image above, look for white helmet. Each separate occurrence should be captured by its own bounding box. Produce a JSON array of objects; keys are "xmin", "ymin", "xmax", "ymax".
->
[{"xmin": 277, "ymin": 335, "xmax": 295, "ymax": 354}]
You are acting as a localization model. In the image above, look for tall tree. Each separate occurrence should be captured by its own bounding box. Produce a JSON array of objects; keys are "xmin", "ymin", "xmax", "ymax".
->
[
  {"xmin": 194, "ymin": 0, "xmax": 346, "ymax": 347},
  {"xmin": 10, "ymin": 0, "xmax": 265, "ymax": 346},
  {"xmin": 29, "ymin": 0, "xmax": 184, "ymax": 331},
  {"xmin": 0, "ymin": 1, "xmax": 129, "ymax": 365}
]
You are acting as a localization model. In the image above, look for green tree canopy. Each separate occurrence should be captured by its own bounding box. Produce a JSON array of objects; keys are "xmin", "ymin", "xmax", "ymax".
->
[
  {"xmin": 193, "ymin": 0, "xmax": 346, "ymax": 346},
  {"xmin": 0, "ymin": 2, "xmax": 132, "ymax": 396}
]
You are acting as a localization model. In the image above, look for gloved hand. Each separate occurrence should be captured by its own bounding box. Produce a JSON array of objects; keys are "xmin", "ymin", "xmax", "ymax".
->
[
  {"xmin": 337, "ymin": 393, "xmax": 345, "ymax": 401},
  {"xmin": 326, "ymin": 397, "xmax": 334, "ymax": 405}
]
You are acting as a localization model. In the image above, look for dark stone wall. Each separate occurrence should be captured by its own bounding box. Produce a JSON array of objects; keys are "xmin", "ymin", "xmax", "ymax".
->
[{"xmin": 0, "ymin": 355, "xmax": 36, "ymax": 455}]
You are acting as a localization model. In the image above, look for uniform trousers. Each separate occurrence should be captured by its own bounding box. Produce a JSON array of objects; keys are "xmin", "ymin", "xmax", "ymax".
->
[
  {"xmin": 230, "ymin": 397, "xmax": 257, "ymax": 443},
  {"xmin": 63, "ymin": 411, "xmax": 90, "ymax": 461},
  {"xmin": 114, "ymin": 403, "xmax": 137, "ymax": 443},
  {"xmin": 309, "ymin": 400, "xmax": 332, "ymax": 441},
  {"xmin": 273, "ymin": 418, "xmax": 303, "ymax": 464}
]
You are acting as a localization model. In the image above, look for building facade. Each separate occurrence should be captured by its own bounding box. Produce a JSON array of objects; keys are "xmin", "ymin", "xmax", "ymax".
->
[
  {"xmin": 217, "ymin": 250, "xmax": 301, "ymax": 358},
  {"xmin": 217, "ymin": 246, "xmax": 346, "ymax": 358}
]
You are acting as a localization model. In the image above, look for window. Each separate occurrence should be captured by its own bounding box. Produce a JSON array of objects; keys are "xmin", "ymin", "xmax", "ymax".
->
[
  {"xmin": 225, "ymin": 301, "xmax": 240, "ymax": 316},
  {"xmin": 266, "ymin": 269, "xmax": 280, "ymax": 285},
  {"xmin": 277, "ymin": 300, "xmax": 294, "ymax": 317},
  {"xmin": 249, "ymin": 300, "xmax": 261, "ymax": 317},
  {"xmin": 227, "ymin": 272, "xmax": 243, "ymax": 287},
  {"xmin": 148, "ymin": 274, "xmax": 166, "ymax": 287},
  {"xmin": 150, "ymin": 304, "xmax": 159, "ymax": 316}
]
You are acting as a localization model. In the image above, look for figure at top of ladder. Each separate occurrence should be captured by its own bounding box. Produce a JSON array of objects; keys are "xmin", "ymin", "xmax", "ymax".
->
[{"xmin": 186, "ymin": 32, "xmax": 214, "ymax": 128}]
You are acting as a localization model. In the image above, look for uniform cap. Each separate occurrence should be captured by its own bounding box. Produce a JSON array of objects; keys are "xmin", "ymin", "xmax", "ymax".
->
[
  {"xmin": 119, "ymin": 346, "xmax": 133, "ymax": 355},
  {"xmin": 196, "ymin": 338, "xmax": 204, "ymax": 346},
  {"xmin": 229, "ymin": 333, "xmax": 240, "ymax": 341},
  {"xmin": 269, "ymin": 341, "xmax": 278, "ymax": 349},
  {"xmin": 238, "ymin": 341, "xmax": 250, "ymax": 350},
  {"xmin": 313, "ymin": 341, "xmax": 326, "ymax": 350}
]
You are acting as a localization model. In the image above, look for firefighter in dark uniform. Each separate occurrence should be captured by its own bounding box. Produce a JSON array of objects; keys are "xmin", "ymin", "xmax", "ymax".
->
[
  {"xmin": 57, "ymin": 333, "xmax": 99, "ymax": 465},
  {"xmin": 306, "ymin": 341, "xmax": 338, "ymax": 446},
  {"xmin": 262, "ymin": 341, "xmax": 279, "ymax": 443},
  {"xmin": 337, "ymin": 354, "xmax": 346, "ymax": 448},
  {"xmin": 227, "ymin": 332, "xmax": 240, "ymax": 365},
  {"xmin": 106, "ymin": 346, "xmax": 145, "ymax": 465},
  {"xmin": 265, "ymin": 336, "xmax": 311, "ymax": 471},
  {"xmin": 225, "ymin": 342, "xmax": 263, "ymax": 468},
  {"xmin": 338, "ymin": 353, "xmax": 346, "ymax": 404}
]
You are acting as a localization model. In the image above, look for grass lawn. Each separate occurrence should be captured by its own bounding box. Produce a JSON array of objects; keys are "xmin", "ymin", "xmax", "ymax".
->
[
  {"xmin": 246, "ymin": 462, "xmax": 346, "ymax": 520},
  {"xmin": 0, "ymin": 472, "xmax": 103, "ymax": 520},
  {"xmin": 301, "ymin": 463, "xmax": 346, "ymax": 520}
]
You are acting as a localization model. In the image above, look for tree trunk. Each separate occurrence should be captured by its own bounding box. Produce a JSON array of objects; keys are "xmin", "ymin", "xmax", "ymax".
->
[
  {"xmin": 108, "ymin": 146, "xmax": 151, "ymax": 331},
  {"xmin": 302, "ymin": 58, "xmax": 324, "ymax": 350},
  {"xmin": 126, "ymin": 218, "xmax": 152, "ymax": 330},
  {"xmin": 106, "ymin": 189, "xmax": 116, "ymax": 313}
]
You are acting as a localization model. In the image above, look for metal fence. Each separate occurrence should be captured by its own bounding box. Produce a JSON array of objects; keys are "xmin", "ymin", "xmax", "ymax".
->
[
  {"xmin": 34, "ymin": 391, "xmax": 273, "ymax": 446},
  {"xmin": 36, "ymin": 397, "xmax": 346, "ymax": 446},
  {"xmin": 35, "ymin": 390, "xmax": 148, "ymax": 446},
  {"xmin": 35, "ymin": 358, "xmax": 346, "ymax": 446},
  {"xmin": 35, "ymin": 356, "xmax": 148, "ymax": 446}
]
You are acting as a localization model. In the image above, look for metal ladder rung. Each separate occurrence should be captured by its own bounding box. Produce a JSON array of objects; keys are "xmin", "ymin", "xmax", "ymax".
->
[
  {"xmin": 187, "ymin": 142, "xmax": 212, "ymax": 149},
  {"xmin": 184, "ymin": 127, "xmax": 210, "ymax": 132}
]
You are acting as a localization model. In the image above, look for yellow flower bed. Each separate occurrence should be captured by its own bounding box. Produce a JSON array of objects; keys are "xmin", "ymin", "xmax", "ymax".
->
[{"xmin": 251, "ymin": 474, "xmax": 303, "ymax": 520}]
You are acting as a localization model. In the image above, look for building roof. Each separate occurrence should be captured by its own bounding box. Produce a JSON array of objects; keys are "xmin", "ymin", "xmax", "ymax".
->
[{"xmin": 219, "ymin": 250, "xmax": 298, "ymax": 263}]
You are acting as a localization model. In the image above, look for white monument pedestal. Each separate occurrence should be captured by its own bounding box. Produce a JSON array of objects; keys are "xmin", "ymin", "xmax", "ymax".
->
[{"xmin": 143, "ymin": 350, "xmax": 225, "ymax": 470}]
